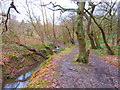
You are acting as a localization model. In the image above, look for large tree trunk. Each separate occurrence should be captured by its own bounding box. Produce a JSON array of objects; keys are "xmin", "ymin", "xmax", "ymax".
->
[
  {"xmin": 117, "ymin": 2, "xmax": 120, "ymax": 55},
  {"xmin": 76, "ymin": 2, "xmax": 88, "ymax": 63},
  {"xmin": 117, "ymin": 2, "xmax": 120, "ymax": 45}
]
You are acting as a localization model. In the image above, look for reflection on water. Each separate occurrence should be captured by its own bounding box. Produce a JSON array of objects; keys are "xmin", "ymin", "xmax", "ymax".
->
[
  {"xmin": 4, "ymin": 80, "xmax": 29, "ymax": 88},
  {"xmin": 3, "ymin": 66, "xmax": 40, "ymax": 89}
]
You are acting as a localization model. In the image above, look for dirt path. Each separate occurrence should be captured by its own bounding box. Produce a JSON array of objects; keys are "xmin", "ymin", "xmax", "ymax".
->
[{"xmin": 52, "ymin": 47, "xmax": 119, "ymax": 88}]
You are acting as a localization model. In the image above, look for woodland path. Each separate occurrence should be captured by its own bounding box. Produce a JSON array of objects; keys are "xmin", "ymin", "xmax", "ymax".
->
[{"xmin": 52, "ymin": 46, "xmax": 119, "ymax": 88}]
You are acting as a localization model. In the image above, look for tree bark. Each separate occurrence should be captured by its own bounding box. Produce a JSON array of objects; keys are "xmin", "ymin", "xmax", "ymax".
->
[
  {"xmin": 87, "ymin": 4, "xmax": 97, "ymax": 49},
  {"xmin": 64, "ymin": 23, "xmax": 74, "ymax": 44},
  {"xmin": 53, "ymin": 9, "xmax": 56, "ymax": 45},
  {"xmin": 87, "ymin": 17, "xmax": 97, "ymax": 49},
  {"xmin": 93, "ymin": 31, "xmax": 101, "ymax": 48},
  {"xmin": 76, "ymin": 2, "xmax": 88, "ymax": 63},
  {"xmin": 117, "ymin": 2, "xmax": 120, "ymax": 45}
]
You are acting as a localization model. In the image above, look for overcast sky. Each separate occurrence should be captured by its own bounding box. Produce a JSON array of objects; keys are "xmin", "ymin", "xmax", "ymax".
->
[
  {"xmin": 1, "ymin": 0, "xmax": 78, "ymax": 23},
  {"xmin": 1, "ymin": 0, "xmax": 120, "ymax": 23}
]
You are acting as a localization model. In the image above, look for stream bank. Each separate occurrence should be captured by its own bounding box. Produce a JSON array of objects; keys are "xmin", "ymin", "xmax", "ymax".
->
[
  {"xmin": 2, "ymin": 62, "xmax": 41, "ymax": 88},
  {"xmin": 2, "ymin": 42, "xmax": 64, "ymax": 89}
]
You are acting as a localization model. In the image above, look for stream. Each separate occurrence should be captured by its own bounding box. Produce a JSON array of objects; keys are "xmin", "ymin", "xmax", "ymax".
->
[
  {"xmin": 2, "ymin": 46, "xmax": 60, "ymax": 89},
  {"xmin": 2, "ymin": 63, "xmax": 41, "ymax": 89}
]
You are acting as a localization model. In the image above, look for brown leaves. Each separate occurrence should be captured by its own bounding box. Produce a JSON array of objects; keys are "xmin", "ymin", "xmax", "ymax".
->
[{"xmin": 26, "ymin": 46, "xmax": 74, "ymax": 88}]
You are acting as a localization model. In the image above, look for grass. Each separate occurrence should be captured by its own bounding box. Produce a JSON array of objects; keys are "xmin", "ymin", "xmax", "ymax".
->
[
  {"xmin": 112, "ymin": 45, "xmax": 120, "ymax": 55},
  {"xmin": 6, "ymin": 52, "xmax": 18, "ymax": 58},
  {"xmin": 29, "ymin": 44, "xmax": 45, "ymax": 50},
  {"xmin": 12, "ymin": 46, "xmax": 22, "ymax": 51},
  {"xmin": 91, "ymin": 49, "xmax": 107, "ymax": 55},
  {"xmin": 91, "ymin": 45, "xmax": 119, "ymax": 55},
  {"xmin": 85, "ymin": 38, "xmax": 119, "ymax": 55}
]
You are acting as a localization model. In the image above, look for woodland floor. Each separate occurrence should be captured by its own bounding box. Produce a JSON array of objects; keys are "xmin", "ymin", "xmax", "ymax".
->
[{"xmin": 26, "ymin": 46, "xmax": 119, "ymax": 88}]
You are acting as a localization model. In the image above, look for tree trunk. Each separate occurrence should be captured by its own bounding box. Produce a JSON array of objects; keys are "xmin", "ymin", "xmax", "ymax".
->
[
  {"xmin": 65, "ymin": 25, "xmax": 74, "ymax": 44},
  {"xmin": 87, "ymin": 4, "xmax": 97, "ymax": 49},
  {"xmin": 85, "ymin": 9, "xmax": 114, "ymax": 55},
  {"xmin": 76, "ymin": 2, "xmax": 88, "ymax": 63},
  {"xmin": 117, "ymin": 2, "xmax": 120, "ymax": 45},
  {"xmin": 53, "ymin": 10, "xmax": 56, "ymax": 45},
  {"xmin": 87, "ymin": 17, "xmax": 97, "ymax": 49},
  {"xmin": 117, "ymin": 2, "xmax": 120, "ymax": 55},
  {"xmin": 93, "ymin": 32, "xmax": 101, "ymax": 48}
]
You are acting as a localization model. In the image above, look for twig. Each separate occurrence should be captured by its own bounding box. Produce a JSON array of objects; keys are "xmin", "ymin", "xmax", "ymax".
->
[{"xmin": 99, "ymin": 0, "xmax": 117, "ymax": 25}]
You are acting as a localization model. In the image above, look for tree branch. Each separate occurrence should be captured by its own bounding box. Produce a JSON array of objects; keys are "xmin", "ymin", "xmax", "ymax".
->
[
  {"xmin": 85, "ymin": 8, "xmax": 114, "ymax": 55},
  {"xmin": 14, "ymin": 42, "xmax": 47, "ymax": 59},
  {"xmin": 41, "ymin": 2, "xmax": 79, "ymax": 13},
  {"xmin": 2, "ymin": 1, "xmax": 20, "ymax": 34},
  {"xmin": 99, "ymin": 0, "xmax": 117, "ymax": 25}
]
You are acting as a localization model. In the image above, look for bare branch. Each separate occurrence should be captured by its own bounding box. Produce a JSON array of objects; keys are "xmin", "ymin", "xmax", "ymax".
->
[
  {"xmin": 10, "ymin": 1, "xmax": 20, "ymax": 14},
  {"xmin": 99, "ymin": 0, "xmax": 117, "ymax": 25},
  {"xmin": 2, "ymin": 1, "xmax": 20, "ymax": 34},
  {"xmin": 41, "ymin": 2, "xmax": 79, "ymax": 13}
]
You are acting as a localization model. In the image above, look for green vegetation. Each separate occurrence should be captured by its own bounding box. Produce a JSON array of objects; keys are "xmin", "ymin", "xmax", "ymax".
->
[
  {"xmin": 91, "ymin": 49, "xmax": 107, "ymax": 55},
  {"xmin": 91, "ymin": 45, "xmax": 119, "ymax": 55},
  {"xmin": 53, "ymin": 72, "xmax": 60, "ymax": 77},
  {"xmin": 40, "ymin": 57, "xmax": 52, "ymax": 67},
  {"xmin": 1, "ymin": 0, "xmax": 119, "ymax": 88},
  {"xmin": 12, "ymin": 46, "xmax": 22, "ymax": 51},
  {"xmin": 26, "ymin": 78, "xmax": 49, "ymax": 88},
  {"xmin": 29, "ymin": 44, "xmax": 46, "ymax": 50},
  {"xmin": 72, "ymin": 54, "xmax": 79, "ymax": 63},
  {"xmin": 112, "ymin": 45, "xmax": 120, "ymax": 55}
]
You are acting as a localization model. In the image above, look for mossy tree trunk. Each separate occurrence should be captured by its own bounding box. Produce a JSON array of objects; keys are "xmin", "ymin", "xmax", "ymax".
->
[
  {"xmin": 76, "ymin": 2, "xmax": 88, "ymax": 64},
  {"xmin": 117, "ymin": 2, "xmax": 120, "ymax": 45}
]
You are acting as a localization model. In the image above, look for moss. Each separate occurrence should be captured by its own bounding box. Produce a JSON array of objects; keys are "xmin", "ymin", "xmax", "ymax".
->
[
  {"xmin": 72, "ymin": 54, "xmax": 79, "ymax": 63},
  {"xmin": 40, "ymin": 57, "xmax": 52, "ymax": 67},
  {"xmin": 53, "ymin": 72, "xmax": 59, "ymax": 77},
  {"xmin": 3, "ymin": 73, "xmax": 16, "ymax": 79},
  {"xmin": 76, "ymin": 65, "xmax": 92, "ymax": 71},
  {"xmin": 87, "ymin": 63, "xmax": 95, "ymax": 67},
  {"xmin": 26, "ymin": 78, "xmax": 49, "ymax": 88}
]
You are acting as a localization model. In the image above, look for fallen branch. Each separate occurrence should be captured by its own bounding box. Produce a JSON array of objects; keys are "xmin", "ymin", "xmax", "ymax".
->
[
  {"xmin": 45, "ymin": 46, "xmax": 53, "ymax": 55},
  {"xmin": 14, "ymin": 42, "xmax": 47, "ymax": 59}
]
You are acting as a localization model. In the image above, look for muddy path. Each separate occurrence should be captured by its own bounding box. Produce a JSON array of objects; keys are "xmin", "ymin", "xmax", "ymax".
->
[{"xmin": 52, "ymin": 47, "xmax": 119, "ymax": 88}]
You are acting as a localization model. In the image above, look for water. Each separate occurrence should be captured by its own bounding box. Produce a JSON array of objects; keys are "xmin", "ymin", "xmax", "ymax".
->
[{"xmin": 2, "ymin": 64, "xmax": 40, "ymax": 89}]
